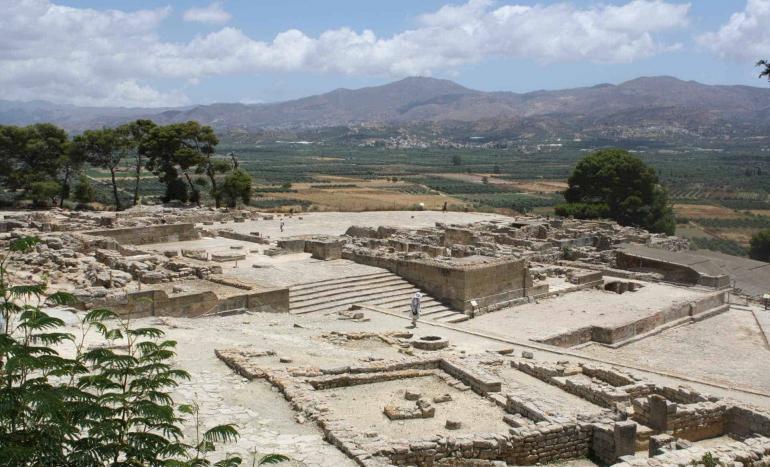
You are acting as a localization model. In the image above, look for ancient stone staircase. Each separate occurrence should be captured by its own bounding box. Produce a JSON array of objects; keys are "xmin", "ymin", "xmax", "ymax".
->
[{"xmin": 289, "ymin": 271, "xmax": 469, "ymax": 323}]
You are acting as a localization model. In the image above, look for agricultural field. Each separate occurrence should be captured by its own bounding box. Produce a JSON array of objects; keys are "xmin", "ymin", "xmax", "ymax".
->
[{"xmin": 78, "ymin": 141, "xmax": 770, "ymax": 254}]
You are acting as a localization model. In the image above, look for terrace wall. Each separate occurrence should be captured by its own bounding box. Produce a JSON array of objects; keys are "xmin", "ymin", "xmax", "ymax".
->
[
  {"xmin": 536, "ymin": 291, "xmax": 728, "ymax": 347},
  {"xmin": 343, "ymin": 251, "xmax": 533, "ymax": 312},
  {"xmin": 101, "ymin": 284, "xmax": 289, "ymax": 318},
  {"xmin": 85, "ymin": 223, "xmax": 199, "ymax": 245}
]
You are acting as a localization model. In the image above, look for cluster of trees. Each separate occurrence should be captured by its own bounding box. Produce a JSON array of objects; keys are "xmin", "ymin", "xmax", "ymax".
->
[
  {"xmin": 555, "ymin": 149, "xmax": 676, "ymax": 235},
  {"xmin": 0, "ymin": 121, "xmax": 253, "ymax": 210}
]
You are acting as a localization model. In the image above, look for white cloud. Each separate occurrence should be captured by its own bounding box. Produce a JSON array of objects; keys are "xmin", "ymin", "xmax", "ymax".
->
[
  {"xmin": 698, "ymin": 0, "xmax": 770, "ymax": 62},
  {"xmin": 183, "ymin": 1, "xmax": 232, "ymax": 25},
  {"xmin": 0, "ymin": 0, "xmax": 691, "ymax": 106}
]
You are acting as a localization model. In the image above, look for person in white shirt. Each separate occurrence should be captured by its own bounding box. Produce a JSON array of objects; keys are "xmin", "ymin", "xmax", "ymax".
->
[{"xmin": 410, "ymin": 292, "xmax": 422, "ymax": 328}]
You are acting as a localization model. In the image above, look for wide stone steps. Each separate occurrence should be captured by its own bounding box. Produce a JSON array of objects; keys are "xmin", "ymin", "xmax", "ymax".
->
[
  {"xmin": 289, "ymin": 272, "xmax": 393, "ymax": 296},
  {"xmin": 289, "ymin": 271, "xmax": 469, "ymax": 323},
  {"xmin": 290, "ymin": 284, "xmax": 420, "ymax": 315},
  {"xmin": 290, "ymin": 277, "xmax": 409, "ymax": 303}
]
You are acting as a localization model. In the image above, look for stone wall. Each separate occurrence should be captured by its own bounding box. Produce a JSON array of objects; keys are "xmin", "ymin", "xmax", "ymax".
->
[
  {"xmin": 304, "ymin": 238, "xmax": 343, "ymax": 260},
  {"xmin": 85, "ymin": 223, "xmax": 200, "ymax": 245},
  {"xmin": 727, "ymin": 405, "xmax": 770, "ymax": 437},
  {"xmin": 215, "ymin": 351, "xmax": 641, "ymax": 467},
  {"xmin": 537, "ymin": 291, "xmax": 728, "ymax": 347},
  {"xmin": 99, "ymin": 282, "xmax": 289, "ymax": 318},
  {"xmin": 277, "ymin": 238, "xmax": 306, "ymax": 252},
  {"xmin": 616, "ymin": 250, "xmax": 730, "ymax": 288},
  {"xmin": 382, "ymin": 423, "xmax": 595, "ymax": 466},
  {"xmin": 343, "ymin": 250, "xmax": 534, "ymax": 312},
  {"xmin": 634, "ymin": 394, "xmax": 728, "ymax": 442},
  {"xmin": 591, "ymin": 421, "xmax": 636, "ymax": 465},
  {"xmin": 215, "ymin": 229, "xmax": 270, "ymax": 244},
  {"xmin": 615, "ymin": 436, "xmax": 770, "ymax": 467}
]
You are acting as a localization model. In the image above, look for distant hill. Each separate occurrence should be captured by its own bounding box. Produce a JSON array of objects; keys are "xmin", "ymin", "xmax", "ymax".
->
[{"xmin": 5, "ymin": 76, "xmax": 770, "ymax": 139}]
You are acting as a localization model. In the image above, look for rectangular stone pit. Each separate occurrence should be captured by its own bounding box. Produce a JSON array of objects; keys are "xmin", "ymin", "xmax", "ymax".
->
[{"xmin": 315, "ymin": 374, "xmax": 511, "ymax": 442}]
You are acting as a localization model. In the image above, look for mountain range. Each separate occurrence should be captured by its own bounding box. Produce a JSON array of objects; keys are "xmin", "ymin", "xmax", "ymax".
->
[{"xmin": 5, "ymin": 76, "xmax": 770, "ymax": 141}]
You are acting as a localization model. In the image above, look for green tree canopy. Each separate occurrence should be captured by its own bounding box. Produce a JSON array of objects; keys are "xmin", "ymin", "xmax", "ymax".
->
[
  {"xmin": 0, "ymin": 123, "xmax": 68, "ymax": 196},
  {"xmin": 73, "ymin": 175, "xmax": 97, "ymax": 204},
  {"xmin": 557, "ymin": 148, "xmax": 675, "ymax": 235},
  {"xmin": 73, "ymin": 127, "xmax": 131, "ymax": 210},
  {"xmin": 221, "ymin": 169, "xmax": 253, "ymax": 208},
  {"xmin": 749, "ymin": 229, "xmax": 770, "ymax": 262},
  {"xmin": 144, "ymin": 121, "xmax": 219, "ymax": 205}
]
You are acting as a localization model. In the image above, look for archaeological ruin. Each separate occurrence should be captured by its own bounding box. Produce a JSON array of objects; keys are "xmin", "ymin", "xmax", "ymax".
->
[{"xmin": 2, "ymin": 206, "xmax": 769, "ymax": 466}]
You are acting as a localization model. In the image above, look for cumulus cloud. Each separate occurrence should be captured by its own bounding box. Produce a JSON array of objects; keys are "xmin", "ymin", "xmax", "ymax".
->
[
  {"xmin": 0, "ymin": 0, "xmax": 691, "ymax": 106},
  {"xmin": 698, "ymin": 0, "xmax": 770, "ymax": 62},
  {"xmin": 183, "ymin": 1, "xmax": 232, "ymax": 25}
]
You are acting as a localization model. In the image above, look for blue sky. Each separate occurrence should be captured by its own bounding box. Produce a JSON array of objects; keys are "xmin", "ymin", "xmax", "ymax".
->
[{"xmin": 2, "ymin": 0, "xmax": 769, "ymax": 106}]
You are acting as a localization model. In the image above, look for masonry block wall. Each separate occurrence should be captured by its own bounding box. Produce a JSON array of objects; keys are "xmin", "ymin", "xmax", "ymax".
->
[
  {"xmin": 85, "ymin": 223, "xmax": 200, "ymax": 245},
  {"xmin": 99, "ymin": 284, "xmax": 289, "ymax": 318},
  {"xmin": 344, "ymin": 251, "xmax": 534, "ymax": 311},
  {"xmin": 615, "ymin": 251, "xmax": 730, "ymax": 288}
]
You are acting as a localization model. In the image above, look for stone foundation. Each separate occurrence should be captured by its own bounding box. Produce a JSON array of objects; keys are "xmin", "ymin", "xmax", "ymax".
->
[
  {"xmin": 84, "ymin": 223, "xmax": 200, "ymax": 245},
  {"xmin": 343, "ymin": 250, "xmax": 535, "ymax": 312},
  {"xmin": 536, "ymin": 291, "xmax": 729, "ymax": 347}
]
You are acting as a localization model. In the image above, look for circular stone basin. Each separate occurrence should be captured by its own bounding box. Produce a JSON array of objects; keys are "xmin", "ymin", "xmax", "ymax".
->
[{"xmin": 412, "ymin": 335, "xmax": 449, "ymax": 351}]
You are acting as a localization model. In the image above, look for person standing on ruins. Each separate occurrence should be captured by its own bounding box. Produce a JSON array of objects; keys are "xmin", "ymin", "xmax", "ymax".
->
[{"xmin": 410, "ymin": 292, "xmax": 422, "ymax": 328}]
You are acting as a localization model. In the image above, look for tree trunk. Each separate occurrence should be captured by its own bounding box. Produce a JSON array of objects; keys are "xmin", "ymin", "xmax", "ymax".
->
[
  {"xmin": 59, "ymin": 165, "xmax": 71, "ymax": 208},
  {"xmin": 183, "ymin": 172, "xmax": 200, "ymax": 207},
  {"xmin": 110, "ymin": 167, "xmax": 122, "ymax": 211},
  {"xmin": 207, "ymin": 168, "xmax": 220, "ymax": 208},
  {"xmin": 133, "ymin": 155, "xmax": 142, "ymax": 206}
]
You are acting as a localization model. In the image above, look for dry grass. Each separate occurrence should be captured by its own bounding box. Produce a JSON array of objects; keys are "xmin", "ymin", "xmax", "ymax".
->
[
  {"xmin": 675, "ymin": 224, "xmax": 717, "ymax": 240},
  {"xmin": 715, "ymin": 229, "xmax": 755, "ymax": 245},
  {"xmin": 673, "ymin": 204, "xmax": 742, "ymax": 220},
  {"xmin": 428, "ymin": 173, "xmax": 567, "ymax": 194},
  {"xmin": 254, "ymin": 175, "xmax": 471, "ymax": 212},
  {"xmin": 506, "ymin": 180, "xmax": 568, "ymax": 193}
]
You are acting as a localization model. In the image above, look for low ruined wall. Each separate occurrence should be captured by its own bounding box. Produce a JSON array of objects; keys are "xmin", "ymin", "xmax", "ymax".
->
[
  {"xmin": 667, "ymin": 401, "xmax": 727, "ymax": 441},
  {"xmin": 217, "ymin": 288, "xmax": 289, "ymax": 314},
  {"xmin": 344, "ymin": 251, "xmax": 533, "ymax": 311},
  {"xmin": 581, "ymin": 365, "xmax": 636, "ymax": 387},
  {"xmin": 727, "ymin": 406, "xmax": 770, "ymax": 437},
  {"xmin": 102, "ymin": 285, "xmax": 288, "ymax": 318},
  {"xmin": 277, "ymin": 238, "xmax": 306, "ymax": 252},
  {"xmin": 505, "ymin": 395, "xmax": 551, "ymax": 422},
  {"xmin": 383, "ymin": 420, "xmax": 634, "ymax": 466},
  {"xmin": 537, "ymin": 291, "xmax": 728, "ymax": 347},
  {"xmin": 636, "ymin": 394, "xmax": 728, "ymax": 442},
  {"xmin": 304, "ymin": 239, "xmax": 342, "ymax": 260},
  {"xmin": 439, "ymin": 358, "xmax": 501, "ymax": 394},
  {"xmin": 382, "ymin": 424, "xmax": 593, "ymax": 466},
  {"xmin": 616, "ymin": 436, "xmax": 770, "ymax": 467},
  {"xmin": 537, "ymin": 326, "xmax": 594, "ymax": 347},
  {"xmin": 85, "ymin": 223, "xmax": 199, "ymax": 245},
  {"xmin": 216, "ymin": 229, "xmax": 270, "ymax": 244},
  {"xmin": 615, "ymin": 251, "xmax": 729, "ymax": 288},
  {"xmin": 107, "ymin": 289, "xmax": 220, "ymax": 318},
  {"xmin": 591, "ymin": 422, "xmax": 636, "ymax": 465}
]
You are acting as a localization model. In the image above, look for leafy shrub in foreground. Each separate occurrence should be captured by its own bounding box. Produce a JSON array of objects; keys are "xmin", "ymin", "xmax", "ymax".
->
[{"xmin": 0, "ymin": 236, "xmax": 288, "ymax": 466}]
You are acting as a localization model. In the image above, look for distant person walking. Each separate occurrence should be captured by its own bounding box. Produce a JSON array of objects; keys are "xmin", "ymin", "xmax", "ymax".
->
[
  {"xmin": 442, "ymin": 201, "xmax": 447, "ymax": 213},
  {"xmin": 280, "ymin": 220, "xmax": 285, "ymax": 233},
  {"xmin": 410, "ymin": 292, "xmax": 422, "ymax": 328}
]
